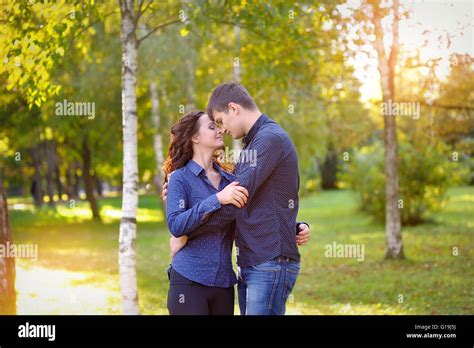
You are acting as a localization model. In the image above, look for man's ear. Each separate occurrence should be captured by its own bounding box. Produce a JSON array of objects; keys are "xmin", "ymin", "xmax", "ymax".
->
[{"xmin": 228, "ymin": 102, "xmax": 239, "ymax": 115}]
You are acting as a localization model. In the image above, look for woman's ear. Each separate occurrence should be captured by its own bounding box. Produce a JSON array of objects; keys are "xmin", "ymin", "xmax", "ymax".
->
[{"xmin": 191, "ymin": 133, "xmax": 199, "ymax": 144}]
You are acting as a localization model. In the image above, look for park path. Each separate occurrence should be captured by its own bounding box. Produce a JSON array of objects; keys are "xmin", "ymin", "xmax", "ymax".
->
[{"xmin": 15, "ymin": 259, "xmax": 121, "ymax": 315}]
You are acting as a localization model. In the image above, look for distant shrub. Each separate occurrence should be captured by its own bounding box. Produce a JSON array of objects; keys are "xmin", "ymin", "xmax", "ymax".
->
[{"xmin": 343, "ymin": 140, "xmax": 465, "ymax": 225}]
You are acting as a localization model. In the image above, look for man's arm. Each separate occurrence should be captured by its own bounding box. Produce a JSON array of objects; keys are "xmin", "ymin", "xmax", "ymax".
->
[
  {"xmin": 162, "ymin": 179, "xmax": 311, "ymax": 243},
  {"xmin": 199, "ymin": 132, "xmax": 286, "ymax": 227}
]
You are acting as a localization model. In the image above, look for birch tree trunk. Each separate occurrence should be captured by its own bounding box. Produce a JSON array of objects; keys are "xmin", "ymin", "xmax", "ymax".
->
[
  {"xmin": 150, "ymin": 81, "xmax": 165, "ymax": 203},
  {"xmin": 185, "ymin": 56, "xmax": 195, "ymax": 112},
  {"xmin": 371, "ymin": 0, "xmax": 404, "ymax": 259},
  {"xmin": 119, "ymin": 0, "xmax": 140, "ymax": 315},
  {"xmin": 232, "ymin": 25, "xmax": 243, "ymax": 154},
  {"xmin": 183, "ymin": 0, "xmax": 196, "ymax": 112},
  {"xmin": 0, "ymin": 173, "xmax": 16, "ymax": 314}
]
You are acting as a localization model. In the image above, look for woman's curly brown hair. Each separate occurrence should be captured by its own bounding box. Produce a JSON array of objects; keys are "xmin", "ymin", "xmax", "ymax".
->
[{"xmin": 163, "ymin": 110, "xmax": 234, "ymax": 183}]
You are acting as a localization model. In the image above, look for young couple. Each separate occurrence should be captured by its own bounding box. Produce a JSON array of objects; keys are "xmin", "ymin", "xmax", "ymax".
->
[{"xmin": 162, "ymin": 82, "xmax": 311, "ymax": 315}]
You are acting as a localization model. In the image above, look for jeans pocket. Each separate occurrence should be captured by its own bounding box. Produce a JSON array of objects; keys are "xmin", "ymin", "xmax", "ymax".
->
[
  {"xmin": 283, "ymin": 264, "xmax": 300, "ymax": 301},
  {"xmin": 287, "ymin": 260, "xmax": 301, "ymax": 274},
  {"xmin": 244, "ymin": 266, "xmax": 280, "ymax": 314},
  {"xmin": 251, "ymin": 260, "xmax": 279, "ymax": 272}
]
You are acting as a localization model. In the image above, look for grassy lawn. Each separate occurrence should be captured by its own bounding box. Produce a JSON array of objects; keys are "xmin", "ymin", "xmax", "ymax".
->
[{"xmin": 8, "ymin": 186, "xmax": 473, "ymax": 315}]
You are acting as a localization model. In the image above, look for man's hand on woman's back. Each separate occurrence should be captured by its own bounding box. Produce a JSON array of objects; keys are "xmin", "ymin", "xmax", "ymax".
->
[{"xmin": 296, "ymin": 223, "xmax": 310, "ymax": 246}]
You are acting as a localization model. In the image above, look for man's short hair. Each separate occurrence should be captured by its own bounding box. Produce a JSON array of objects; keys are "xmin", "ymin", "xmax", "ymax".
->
[{"xmin": 207, "ymin": 82, "xmax": 257, "ymax": 119}]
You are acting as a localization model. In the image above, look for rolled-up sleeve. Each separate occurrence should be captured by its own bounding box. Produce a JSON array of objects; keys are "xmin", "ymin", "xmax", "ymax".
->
[{"xmin": 166, "ymin": 172, "xmax": 222, "ymax": 237}]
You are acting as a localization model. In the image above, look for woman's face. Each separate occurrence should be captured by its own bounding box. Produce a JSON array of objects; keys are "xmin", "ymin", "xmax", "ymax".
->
[{"xmin": 192, "ymin": 113, "xmax": 224, "ymax": 150}]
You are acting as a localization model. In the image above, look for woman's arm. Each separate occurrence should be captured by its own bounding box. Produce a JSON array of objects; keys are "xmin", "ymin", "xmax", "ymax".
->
[
  {"xmin": 166, "ymin": 172, "xmax": 222, "ymax": 237},
  {"xmin": 169, "ymin": 235, "xmax": 188, "ymax": 257}
]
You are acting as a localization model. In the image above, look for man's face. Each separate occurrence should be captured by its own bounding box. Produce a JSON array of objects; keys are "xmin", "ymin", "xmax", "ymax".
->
[{"xmin": 212, "ymin": 107, "xmax": 245, "ymax": 139}]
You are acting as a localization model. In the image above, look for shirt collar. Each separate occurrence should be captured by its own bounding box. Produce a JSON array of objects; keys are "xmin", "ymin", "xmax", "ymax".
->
[
  {"xmin": 186, "ymin": 159, "xmax": 234, "ymax": 181},
  {"xmin": 213, "ymin": 162, "xmax": 234, "ymax": 182},
  {"xmin": 186, "ymin": 159, "xmax": 204, "ymax": 177},
  {"xmin": 242, "ymin": 113, "xmax": 268, "ymax": 147}
]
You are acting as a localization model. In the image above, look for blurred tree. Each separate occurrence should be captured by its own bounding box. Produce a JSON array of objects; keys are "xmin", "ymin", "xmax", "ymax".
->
[
  {"xmin": 434, "ymin": 54, "xmax": 474, "ymax": 144},
  {"xmin": 344, "ymin": 139, "xmax": 463, "ymax": 225},
  {"xmin": 118, "ymin": 0, "xmax": 141, "ymax": 315},
  {"xmin": 371, "ymin": 0, "xmax": 404, "ymax": 259},
  {"xmin": 118, "ymin": 0, "xmax": 182, "ymax": 315},
  {"xmin": 0, "ymin": 171, "xmax": 16, "ymax": 314},
  {"xmin": 0, "ymin": 1, "xmax": 104, "ymax": 106},
  {"xmin": 349, "ymin": 0, "xmax": 404, "ymax": 259}
]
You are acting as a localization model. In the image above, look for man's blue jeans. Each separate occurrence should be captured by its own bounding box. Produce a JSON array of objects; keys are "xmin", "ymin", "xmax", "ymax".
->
[{"xmin": 237, "ymin": 257, "xmax": 300, "ymax": 315}]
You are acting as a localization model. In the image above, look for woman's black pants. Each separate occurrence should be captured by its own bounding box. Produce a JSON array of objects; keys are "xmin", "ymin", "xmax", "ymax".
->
[{"xmin": 167, "ymin": 267, "xmax": 234, "ymax": 315}]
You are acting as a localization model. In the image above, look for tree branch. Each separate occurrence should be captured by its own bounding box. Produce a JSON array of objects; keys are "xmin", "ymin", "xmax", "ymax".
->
[
  {"xmin": 137, "ymin": 18, "xmax": 182, "ymax": 44},
  {"xmin": 388, "ymin": 0, "xmax": 399, "ymax": 72},
  {"xmin": 67, "ymin": 10, "xmax": 119, "ymax": 47},
  {"xmin": 136, "ymin": 0, "xmax": 153, "ymax": 23},
  {"xmin": 370, "ymin": 99, "xmax": 474, "ymax": 111},
  {"xmin": 208, "ymin": 16, "xmax": 276, "ymax": 42}
]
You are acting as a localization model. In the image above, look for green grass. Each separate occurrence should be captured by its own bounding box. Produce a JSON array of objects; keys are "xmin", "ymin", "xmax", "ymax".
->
[{"xmin": 9, "ymin": 187, "xmax": 474, "ymax": 315}]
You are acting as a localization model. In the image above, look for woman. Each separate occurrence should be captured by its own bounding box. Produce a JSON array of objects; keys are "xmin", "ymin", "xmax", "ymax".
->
[{"xmin": 163, "ymin": 110, "xmax": 249, "ymax": 315}]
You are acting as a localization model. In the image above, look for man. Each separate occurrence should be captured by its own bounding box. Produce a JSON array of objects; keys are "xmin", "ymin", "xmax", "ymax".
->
[{"xmin": 166, "ymin": 82, "xmax": 310, "ymax": 315}]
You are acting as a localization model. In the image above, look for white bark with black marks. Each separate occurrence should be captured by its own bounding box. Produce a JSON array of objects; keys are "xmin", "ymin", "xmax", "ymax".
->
[
  {"xmin": 232, "ymin": 25, "xmax": 242, "ymax": 153},
  {"xmin": 119, "ymin": 0, "xmax": 140, "ymax": 315},
  {"xmin": 150, "ymin": 81, "xmax": 165, "ymax": 194}
]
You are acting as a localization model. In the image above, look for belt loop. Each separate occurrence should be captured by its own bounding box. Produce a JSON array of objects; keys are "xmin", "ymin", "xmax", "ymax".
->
[
  {"xmin": 274, "ymin": 256, "xmax": 291, "ymax": 263},
  {"xmin": 275, "ymin": 256, "xmax": 290, "ymax": 263}
]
